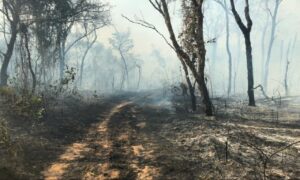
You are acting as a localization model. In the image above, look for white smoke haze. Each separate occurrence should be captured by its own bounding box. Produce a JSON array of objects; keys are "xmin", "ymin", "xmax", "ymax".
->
[
  {"xmin": 2, "ymin": 0, "xmax": 297, "ymax": 97},
  {"xmin": 63, "ymin": 0, "xmax": 299, "ymax": 98}
]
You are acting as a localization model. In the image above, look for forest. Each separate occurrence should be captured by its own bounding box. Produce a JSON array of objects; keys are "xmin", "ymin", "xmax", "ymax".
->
[{"xmin": 0, "ymin": 0, "xmax": 299, "ymax": 179}]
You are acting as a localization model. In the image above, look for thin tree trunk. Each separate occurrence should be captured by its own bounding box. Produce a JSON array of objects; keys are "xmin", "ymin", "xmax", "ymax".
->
[
  {"xmin": 194, "ymin": 2, "xmax": 213, "ymax": 115},
  {"xmin": 119, "ymin": 49, "xmax": 129, "ymax": 89},
  {"xmin": 284, "ymin": 40, "xmax": 292, "ymax": 96},
  {"xmin": 158, "ymin": 0, "xmax": 213, "ymax": 115},
  {"xmin": 230, "ymin": 0, "xmax": 256, "ymax": 106},
  {"xmin": 0, "ymin": 23, "xmax": 18, "ymax": 87},
  {"xmin": 284, "ymin": 60, "xmax": 289, "ymax": 97},
  {"xmin": 263, "ymin": 0, "xmax": 281, "ymax": 91},
  {"xmin": 215, "ymin": 0, "xmax": 233, "ymax": 96},
  {"xmin": 24, "ymin": 31, "xmax": 36, "ymax": 94},
  {"xmin": 188, "ymin": 79, "xmax": 196, "ymax": 112},
  {"xmin": 79, "ymin": 32, "xmax": 97, "ymax": 87},
  {"xmin": 245, "ymin": 33, "xmax": 255, "ymax": 106},
  {"xmin": 136, "ymin": 65, "xmax": 141, "ymax": 90},
  {"xmin": 233, "ymin": 34, "xmax": 241, "ymax": 94},
  {"xmin": 261, "ymin": 5, "xmax": 269, "ymax": 84},
  {"xmin": 120, "ymin": 67, "xmax": 125, "ymax": 90},
  {"xmin": 224, "ymin": 1, "xmax": 232, "ymax": 96},
  {"xmin": 59, "ymin": 39, "xmax": 66, "ymax": 82},
  {"xmin": 180, "ymin": 59, "xmax": 197, "ymax": 111}
]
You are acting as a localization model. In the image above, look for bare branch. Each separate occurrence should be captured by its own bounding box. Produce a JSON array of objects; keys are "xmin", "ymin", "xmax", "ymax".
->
[
  {"xmin": 64, "ymin": 25, "xmax": 103, "ymax": 55},
  {"xmin": 230, "ymin": 0, "xmax": 247, "ymax": 33},
  {"xmin": 269, "ymin": 141, "xmax": 300, "ymax": 160},
  {"xmin": 149, "ymin": 0, "xmax": 164, "ymax": 15},
  {"xmin": 244, "ymin": 0, "xmax": 253, "ymax": 31},
  {"xmin": 122, "ymin": 15, "xmax": 174, "ymax": 51}
]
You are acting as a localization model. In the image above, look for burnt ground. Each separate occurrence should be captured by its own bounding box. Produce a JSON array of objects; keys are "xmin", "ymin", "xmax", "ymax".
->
[{"xmin": 0, "ymin": 92, "xmax": 300, "ymax": 179}]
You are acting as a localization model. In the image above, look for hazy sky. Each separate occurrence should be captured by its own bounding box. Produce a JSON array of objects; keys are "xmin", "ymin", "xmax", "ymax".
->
[
  {"xmin": 99, "ymin": 0, "xmax": 181, "ymax": 58},
  {"xmin": 98, "ymin": 0, "xmax": 300, "ymax": 58}
]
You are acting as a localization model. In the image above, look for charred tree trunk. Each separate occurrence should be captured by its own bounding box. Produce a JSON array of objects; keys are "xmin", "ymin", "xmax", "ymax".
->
[
  {"xmin": 188, "ymin": 81, "xmax": 196, "ymax": 111},
  {"xmin": 230, "ymin": 0, "xmax": 255, "ymax": 106},
  {"xmin": 155, "ymin": 0, "xmax": 213, "ymax": 115},
  {"xmin": 58, "ymin": 23, "xmax": 72, "ymax": 83},
  {"xmin": 194, "ymin": 1, "xmax": 213, "ymax": 115},
  {"xmin": 0, "ymin": 23, "xmax": 18, "ymax": 87},
  {"xmin": 23, "ymin": 27, "xmax": 36, "ymax": 94},
  {"xmin": 180, "ymin": 59, "xmax": 197, "ymax": 111},
  {"xmin": 245, "ymin": 33, "xmax": 255, "ymax": 106}
]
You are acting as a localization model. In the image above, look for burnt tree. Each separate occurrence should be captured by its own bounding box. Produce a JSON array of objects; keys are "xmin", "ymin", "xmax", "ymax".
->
[
  {"xmin": 0, "ymin": 0, "xmax": 20, "ymax": 87},
  {"xmin": 152, "ymin": 0, "xmax": 213, "ymax": 115},
  {"xmin": 230, "ymin": 0, "xmax": 255, "ymax": 106}
]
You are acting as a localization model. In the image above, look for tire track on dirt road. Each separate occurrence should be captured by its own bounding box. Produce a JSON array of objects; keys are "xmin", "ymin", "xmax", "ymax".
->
[{"xmin": 43, "ymin": 93, "xmax": 163, "ymax": 180}]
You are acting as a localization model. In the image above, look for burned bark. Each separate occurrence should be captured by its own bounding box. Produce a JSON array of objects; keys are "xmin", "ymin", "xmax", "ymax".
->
[
  {"xmin": 230, "ymin": 0, "xmax": 256, "ymax": 106},
  {"xmin": 22, "ymin": 25, "xmax": 37, "ymax": 94},
  {"xmin": 180, "ymin": 58, "xmax": 197, "ymax": 111},
  {"xmin": 0, "ymin": 0, "xmax": 20, "ymax": 86},
  {"xmin": 157, "ymin": 0, "xmax": 213, "ymax": 115}
]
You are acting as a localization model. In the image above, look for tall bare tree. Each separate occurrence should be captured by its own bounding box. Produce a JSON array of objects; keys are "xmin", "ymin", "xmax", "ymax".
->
[
  {"xmin": 150, "ymin": 0, "xmax": 213, "ymax": 115},
  {"xmin": 0, "ymin": 0, "xmax": 21, "ymax": 87},
  {"xmin": 230, "ymin": 0, "xmax": 255, "ymax": 106},
  {"xmin": 263, "ymin": 0, "xmax": 282, "ymax": 91},
  {"xmin": 215, "ymin": 0, "xmax": 233, "ymax": 96},
  {"xmin": 109, "ymin": 30, "xmax": 133, "ymax": 90},
  {"xmin": 79, "ymin": 30, "xmax": 97, "ymax": 87}
]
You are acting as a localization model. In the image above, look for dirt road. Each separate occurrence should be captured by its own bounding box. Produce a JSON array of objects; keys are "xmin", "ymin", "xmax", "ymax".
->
[{"xmin": 41, "ymin": 93, "xmax": 202, "ymax": 180}]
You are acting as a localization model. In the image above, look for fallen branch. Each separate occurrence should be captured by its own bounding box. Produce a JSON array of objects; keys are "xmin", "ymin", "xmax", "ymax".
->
[
  {"xmin": 247, "ymin": 140, "xmax": 300, "ymax": 180},
  {"xmin": 253, "ymin": 84, "xmax": 269, "ymax": 99}
]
